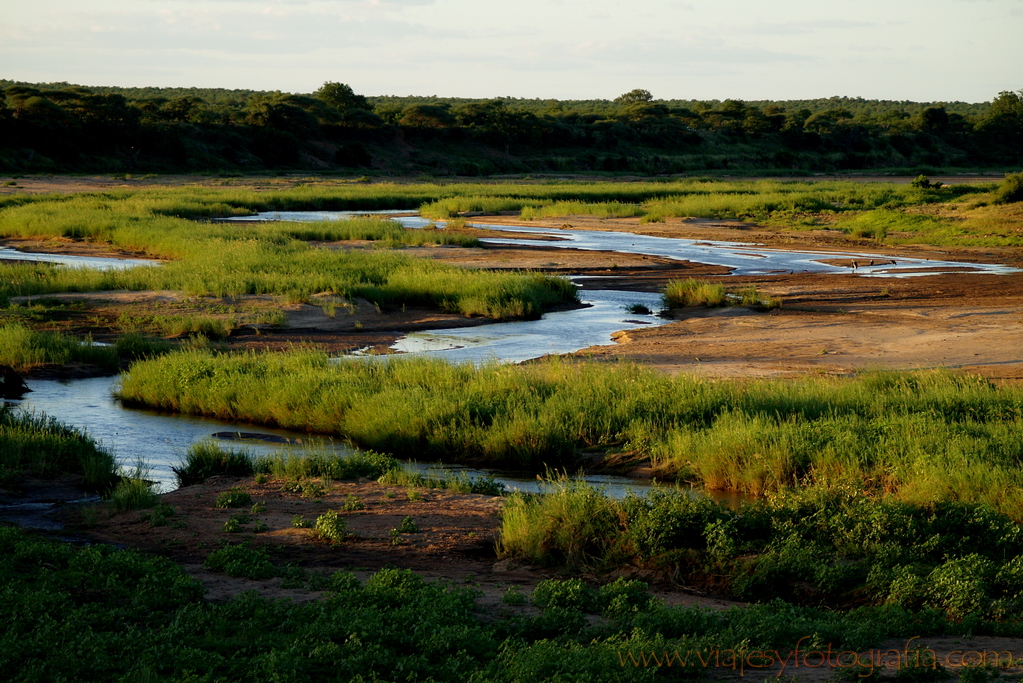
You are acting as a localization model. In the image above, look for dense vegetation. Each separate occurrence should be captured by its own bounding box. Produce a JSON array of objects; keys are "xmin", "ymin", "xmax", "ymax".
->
[
  {"xmin": 5, "ymin": 522, "xmax": 1023, "ymax": 682},
  {"xmin": 117, "ymin": 353, "xmax": 1023, "ymax": 517},
  {"xmin": 502, "ymin": 480, "xmax": 1023, "ymax": 619},
  {"xmin": 2, "ymin": 79, "xmax": 1021, "ymax": 175}
]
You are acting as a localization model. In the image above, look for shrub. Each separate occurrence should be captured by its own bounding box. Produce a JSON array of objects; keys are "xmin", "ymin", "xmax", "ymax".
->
[
  {"xmin": 291, "ymin": 515, "xmax": 311, "ymax": 528},
  {"xmin": 530, "ymin": 578, "xmax": 597, "ymax": 612},
  {"xmin": 502, "ymin": 586, "xmax": 527, "ymax": 605},
  {"xmin": 215, "ymin": 488, "xmax": 252, "ymax": 509},
  {"xmin": 993, "ymin": 172, "xmax": 1023, "ymax": 204},
  {"xmin": 139, "ymin": 503, "xmax": 175, "ymax": 527},
  {"xmin": 314, "ymin": 511, "xmax": 347, "ymax": 544},
  {"xmin": 203, "ymin": 543, "xmax": 275, "ymax": 579},
  {"xmin": 342, "ymin": 494, "xmax": 365, "ymax": 511},
  {"xmin": 395, "ymin": 515, "xmax": 419, "ymax": 533},
  {"xmin": 598, "ymin": 577, "xmax": 652, "ymax": 618}
]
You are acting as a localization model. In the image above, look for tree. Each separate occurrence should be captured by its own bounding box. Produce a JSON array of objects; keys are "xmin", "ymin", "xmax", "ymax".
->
[
  {"xmin": 315, "ymin": 82, "xmax": 369, "ymax": 114},
  {"xmin": 614, "ymin": 89, "xmax": 653, "ymax": 105},
  {"xmin": 398, "ymin": 104, "xmax": 455, "ymax": 129}
]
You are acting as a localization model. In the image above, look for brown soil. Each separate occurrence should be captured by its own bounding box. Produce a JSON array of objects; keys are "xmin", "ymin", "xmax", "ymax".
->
[{"xmin": 60, "ymin": 474, "xmax": 735, "ymax": 615}]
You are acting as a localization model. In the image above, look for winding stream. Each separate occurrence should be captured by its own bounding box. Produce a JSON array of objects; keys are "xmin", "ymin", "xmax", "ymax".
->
[
  {"xmin": 12, "ymin": 376, "xmax": 656, "ymax": 498},
  {"xmin": 5, "ymin": 210, "xmax": 1020, "ymax": 499}
]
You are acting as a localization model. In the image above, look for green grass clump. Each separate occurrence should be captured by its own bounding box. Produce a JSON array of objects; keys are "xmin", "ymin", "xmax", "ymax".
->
[
  {"xmin": 377, "ymin": 466, "xmax": 506, "ymax": 496},
  {"xmin": 0, "ymin": 188, "xmax": 575, "ymax": 320},
  {"xmin": 0, "ymin": 323, "xmax": 118, "ymax": 372},
  {"xmin": 662, "ymin": 279, "xmax": 727, "ymax": 308},
  {"xmin": 174, "ymin": 441, "xmax": 255, "ymax": 486},
  {"xmin": 0, "ymin": 407, "xmax": 117, "ymax": 489},
  {"xmin": 108, "ymin": 475, "xmax": 159, "ymax": 512},
  {"xmin": 254, "ymin": 448, "xmax": 399, "ymax": 481},
  {"xmin": 663, "ymin": 279, "xmax": 781, "ymax": 310}
]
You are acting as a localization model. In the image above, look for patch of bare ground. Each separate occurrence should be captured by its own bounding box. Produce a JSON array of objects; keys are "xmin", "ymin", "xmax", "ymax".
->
[
  {"xmin": 60, "ymin": 475, "xmax": 736, "ymax": 614},
  {"xmin": 574, "ymin": 270, "xmax": 1023, "ymax": 383}
]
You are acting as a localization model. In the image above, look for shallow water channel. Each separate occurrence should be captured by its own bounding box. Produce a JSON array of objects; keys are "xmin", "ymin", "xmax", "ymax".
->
[
  {"xmin": 5, "ymin": 210, "xmax": 1018, "ymax": 501},
  {"xmin": 12, "ymin": 376, "xmax": 657, "ymax": 498}
]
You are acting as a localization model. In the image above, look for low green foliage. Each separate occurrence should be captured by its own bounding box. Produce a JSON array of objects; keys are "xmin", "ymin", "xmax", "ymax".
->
[
  {"xmin": 5, "ymin": 524, "xmax": 1023, "ymax": 682},
  {"xmin": 502, "ymin": 480, "xmax": 1023, "ymax": 621},
  {"xmin": 214, "ymin": 488, "xmax": 252, "ymax": 509},
  {"xmin": 314, "ymin": 510, "xmax": 347, "ymax": 544},
  {"xmin": 139, "ymin": 502, "xmax": 175, "ymax": 527},
  {"xmin": 501, "ymin": 586, "xmax": 527, "ymax": 605},
  {"xmin": 531, "ymin": 578, "xmax": 598, "ymax": 611},
  {"xmin": 203, "ymin": 543, "xmax": 275, "ymax": 579},
  {"xmin": 291, "ymin": 514, "xmax": 311, "ymax": 528},
  {"xmin": 342, "ymin": 494, "xmax": 365, "ymax": 511},
  {"xmin": 396, "ymin": 515, "xmax": 420, "ymax": 533}
]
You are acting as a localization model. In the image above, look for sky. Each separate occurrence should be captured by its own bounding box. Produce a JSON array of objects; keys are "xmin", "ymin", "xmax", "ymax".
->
[{"xmin": 3, "ymin": 0, "xmax": 1020, "ymax": 103}]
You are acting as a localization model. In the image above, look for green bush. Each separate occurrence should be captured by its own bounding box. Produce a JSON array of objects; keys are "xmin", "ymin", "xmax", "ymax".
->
[
  {"xmin": 396, "ymin": 515, "xmax": 419, "ymax": 533},
  {"xmin": 314, "ymin": 510, "xmax": 347, "ymax": 544},
  {"xmin": 993, "ymin": 172, "xmax": 1023, "ymax": 204},
  {"xmin": 214, "ymin": 488, "xmax": 252, "ymax": 508},
  {"xmin": 530, "ymin": 578, "xmax": 597, "ymax": 612},
  {"xmin": 342, "ymin": 494, "xmax": 365, "ymax": 511},
  {"xmin": 598, "ymin": 577, "xmax": 652, "ymax": 618},
  {"xmin": 204, "ymin": 543, "xmax": 275, "ymax": 579}
]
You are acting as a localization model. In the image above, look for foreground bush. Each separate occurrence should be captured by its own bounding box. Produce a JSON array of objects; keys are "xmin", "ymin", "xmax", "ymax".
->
[
  {"xmin": 4, "ymin": 525, "xmax": 1023, "ymax": 682},
  {"xmin": 500, "ymin": 480, "xmax": 1023, "ymax": 621}
]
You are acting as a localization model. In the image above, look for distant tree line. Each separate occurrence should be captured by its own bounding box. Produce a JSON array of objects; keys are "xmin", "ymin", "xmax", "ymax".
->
[{"xmin": 0, "ymin": 79, "xmax": 1020, "ymax": 175}]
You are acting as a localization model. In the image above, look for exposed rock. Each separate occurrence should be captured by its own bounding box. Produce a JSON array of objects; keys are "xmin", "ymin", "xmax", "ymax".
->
[{"xmin": 0, "ymin": 365, "xmax": 30, "ymax": 399}]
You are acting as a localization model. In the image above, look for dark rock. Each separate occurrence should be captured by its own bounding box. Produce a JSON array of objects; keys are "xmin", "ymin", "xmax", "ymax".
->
[{"xmin": 0, "ymin": 365, "xmax": 30, "ymax": 399}]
